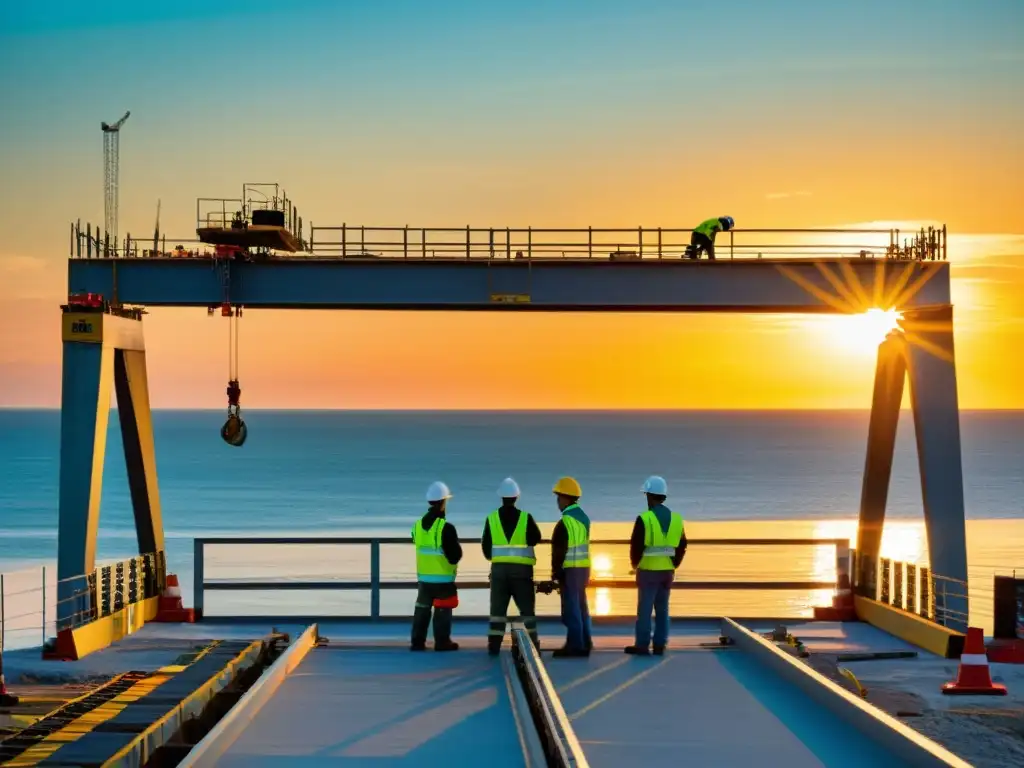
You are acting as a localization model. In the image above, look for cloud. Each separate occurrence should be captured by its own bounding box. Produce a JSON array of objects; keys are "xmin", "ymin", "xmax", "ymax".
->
[{"xmin": 765, "ymin": 191, "xmax": 812, "ymax": 201}]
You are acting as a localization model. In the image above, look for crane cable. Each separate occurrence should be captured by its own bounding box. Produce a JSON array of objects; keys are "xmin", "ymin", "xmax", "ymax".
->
[{"xmin": 221, "ymin": 306, "xmax": 247, "ymax": 447}]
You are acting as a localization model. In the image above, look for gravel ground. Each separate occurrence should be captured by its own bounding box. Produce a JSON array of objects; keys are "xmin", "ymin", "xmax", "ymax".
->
[{"xmin": 799, "ymin": 649, "xmax": 1024, "ymax": 767}]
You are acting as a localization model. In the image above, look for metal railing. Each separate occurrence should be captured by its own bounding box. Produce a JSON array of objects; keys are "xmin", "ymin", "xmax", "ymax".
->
[
  {"xmin": 68, "ymin": 223, "xmax": 948, "ymax": 263},
  {"xmin": 0, "ymin": 552, "xmax": 165, "ymax": 651},
  {"xmin": 193, "ymin": 536, "xmax": 850, "ymax": 620},
  {"xmin": 511, "ymin": 626, "xmax": 589, "ymax": 767},
  {"xmin": 851, "ymin": 551, "xmax": 969, "ymax": 631}
]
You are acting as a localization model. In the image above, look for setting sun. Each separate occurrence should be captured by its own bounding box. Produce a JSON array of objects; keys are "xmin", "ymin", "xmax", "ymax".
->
[{"xmin": 816, "ymin": 308, "xmax": 903, "ymax": 357}]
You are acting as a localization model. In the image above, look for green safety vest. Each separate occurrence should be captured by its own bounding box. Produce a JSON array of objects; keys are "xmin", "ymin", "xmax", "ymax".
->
[
  {"xmin": 562, "ymin": 506, "xmax": 591, "ymax": 568},
  {"xmin": 637, "ymin": 509, "xmax": 685, "ymax": 571},
  {"xmin": 695, "ymin": 217, "xmax": 723, "ymax": 237},
  {"xmin": 412, "ymin": 517, "xmax": 457, "ymax": 583},
  {"xmin": 488, "ymin": 510, "xmax": 536, "ymax": 565}
]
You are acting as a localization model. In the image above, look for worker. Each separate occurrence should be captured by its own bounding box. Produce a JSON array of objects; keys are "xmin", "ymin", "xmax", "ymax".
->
[
  {"xmin": 624, "ymin": 475, "xmax": 687, "ymax": 656},
  {"xmin": 411, "ymin": 481, "xmax": 463, "ymax": 652},
  {"xmin": 550, "ymin": 476, "xmax": 593, "ymax": 657},
  {"xmin": 684, "ymin": 216, "xmax": 734, "ymax": 260},
  {"xmin": 482, "ymin": 477, "xmax": 543, "ymax": 654}
]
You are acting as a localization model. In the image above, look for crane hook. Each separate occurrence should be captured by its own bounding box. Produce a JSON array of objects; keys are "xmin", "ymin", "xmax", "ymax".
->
[{"xmin": 222, "ymin": 379, "xmax": 246, "ymax": 447}]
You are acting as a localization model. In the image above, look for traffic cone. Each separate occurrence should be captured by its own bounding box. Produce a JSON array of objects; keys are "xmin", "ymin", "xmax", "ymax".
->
[
  {"xmin": 153, "ymin": 574, "xmax": 195, "ymax": 623},
  {"xmin": 941, "ymin": 627, "xmax": 1007, "ymax": 695},
  {"xmin": 0, "ymin": 672, "xmax": 20, "ymax": 707}
]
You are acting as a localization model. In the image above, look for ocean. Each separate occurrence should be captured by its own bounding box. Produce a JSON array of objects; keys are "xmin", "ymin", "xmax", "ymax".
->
[{"xmin": 1, "ymin": 409, "xmax": 1022, "ymax": 648}]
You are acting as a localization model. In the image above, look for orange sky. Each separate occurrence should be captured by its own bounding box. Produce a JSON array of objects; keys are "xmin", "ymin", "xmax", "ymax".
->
[{"xmin": 2, "ymin": 2, "xmax": 1022, "ymax": 409}]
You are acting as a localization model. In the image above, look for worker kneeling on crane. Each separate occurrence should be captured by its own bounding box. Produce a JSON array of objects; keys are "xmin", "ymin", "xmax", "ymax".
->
[
  {"xmin": 624, "ymin": 476, "xmax": 688, "ymax": 656},
  {"xmin": 482, "ymin": 477, "xmax": 543, "ymax": 655},
  {"xmin": 684, "ymin": 216, "xmax": 734, "ymax": 260},
  {"xmin": 410, "ymin": 481, "xmax": 463, "ymax": 651}
]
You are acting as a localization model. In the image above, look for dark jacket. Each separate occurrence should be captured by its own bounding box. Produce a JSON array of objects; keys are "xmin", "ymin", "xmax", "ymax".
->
[
  {"xmin": 551, "ymin": 504, "xmax": 591, "ymax": 582},
  {"xmin": 629, "ymin": 503, "xmax": 687, "ymax": 570},
  {"xmin": 417, "ymin": 508, "xmax": 463, "ymax": 566},
  {"xmin": 481, "ymin": 503, "xmax": 542, "ymax": 561}
]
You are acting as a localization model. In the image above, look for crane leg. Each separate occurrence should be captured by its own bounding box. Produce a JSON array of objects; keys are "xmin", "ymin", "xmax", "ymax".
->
[{"xmin": 56, "ymin": 310, "xmax": 166, "ymax": 653}]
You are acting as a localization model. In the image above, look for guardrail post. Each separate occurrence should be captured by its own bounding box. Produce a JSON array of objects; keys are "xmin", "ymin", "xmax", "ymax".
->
[
  {"xmin": 466, "ymin": 225, "xmax": 471, "ymax": 259},
  {"xmin": 730, "ymin": 229, "xmax": 734, "ymax": 259},
  {"xmin": 657, "ymin": 227, "xmax": 662, "ymax": 257},
  {"xmin": 893, "ymin": 561, "xmax": 903, "ymax": 609},
  {"xmin": 588, "ymin": 226, "xmax": 592, "ymax": 258},
  {"xmin": 880, "ymin": 558, "xmax": 891, "ymax": 604},
  {"xmin": 528, "ymin": 227, "xmax": 532, "ymax": 259},
  {"xmin": 370, "ymin": 540, "xmax": 381, "ymax": 620},
  {"xmin": 638, "ymin": 226, "xmax": 643, "ymax": 258},
  {"xmin": 194, "ymin": 539, "xmax": 205, "ymax": 620},
  {"xmin": 919, "ymin": 566, "xmax": 931, "ymax": 620},
  {"xmin": 41, "ymin": 566, "xmax": 46, "ymax": 646},
  {"xmin": 403, "ymin": 226, "xmax": 408, "ymax": 258},
  {"xmin": 906, "ymin": 563, "xmax": 917, "ymax": 614},
  {"xmin": 341, "ymin": 223, "xmax": 347, "ymax": 257}
]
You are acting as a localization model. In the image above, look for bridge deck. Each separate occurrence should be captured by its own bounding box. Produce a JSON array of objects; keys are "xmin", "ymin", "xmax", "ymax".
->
[
  {"xmin": 216, "ymin": 643, "xmax": 532, "ymax": 767},
  {"xmin": 547, "ymin": 646, "xmax": 905, "ymax": 767}
]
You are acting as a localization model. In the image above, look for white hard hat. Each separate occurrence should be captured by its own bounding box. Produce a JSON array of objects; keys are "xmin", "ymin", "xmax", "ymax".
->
[
  {"xmin": 497, "ymin": 477, "xmax": 521, "ymax": 498},
  {"xmin": 642, "ymin": 475, "xmax": 668, "ymax": 496},
  {"xmin": 426, "ymin": 481, "xmax": 452, "ymax": 502}
]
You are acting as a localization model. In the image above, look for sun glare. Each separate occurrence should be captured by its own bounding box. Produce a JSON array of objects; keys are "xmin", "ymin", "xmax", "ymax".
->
[{"xmin": 821, "ymin": 308, "xmax": 902, "ymax": 355}]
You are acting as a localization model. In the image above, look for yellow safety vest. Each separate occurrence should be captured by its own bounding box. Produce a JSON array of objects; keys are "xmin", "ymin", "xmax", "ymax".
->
[
  {"xmin": 562, "ymin": 506, "xmax": 591, "ymax": 568},
  {"xmin": 488, "ymin": 510, "xmax": 536, "ymax": 565},
  {"xmin": 637, "ymin": 509, "xmax": 684, "ymax": 571},
  {"xmin": 412, "ymin": 517, "xmax": 457, "ymax": 583}
]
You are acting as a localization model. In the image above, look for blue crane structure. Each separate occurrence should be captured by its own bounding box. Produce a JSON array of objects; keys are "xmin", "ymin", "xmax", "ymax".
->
[{"xmin": 56, "ymin": 183, "xmax": 967, "ymax": 637}]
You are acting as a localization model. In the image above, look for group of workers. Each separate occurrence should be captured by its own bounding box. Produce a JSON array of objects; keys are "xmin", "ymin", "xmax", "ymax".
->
[{"xmin": 410, "ymin": 475, "xmax": 687, "ymax": 658}]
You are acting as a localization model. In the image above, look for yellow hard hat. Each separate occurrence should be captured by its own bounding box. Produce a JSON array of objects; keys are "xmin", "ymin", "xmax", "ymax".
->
[{"xmin": 552, "ymin": 476, "xmax": 582, "ymax": 497}]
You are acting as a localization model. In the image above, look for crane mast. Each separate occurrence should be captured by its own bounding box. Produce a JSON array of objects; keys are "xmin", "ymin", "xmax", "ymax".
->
[{"xmin": 101, "ymin": 111, "xmax": 130, "ymax": 251}]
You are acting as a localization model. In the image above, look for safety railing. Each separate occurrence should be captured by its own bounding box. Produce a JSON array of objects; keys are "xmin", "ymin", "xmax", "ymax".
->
[
  {"xmin": 193, "ymin": 536, "xmax": 851, "ymax": 621},
  {"xmin": 68, "ymin": 223, "xmax": 948, "ymax": 262},
  {"xmin": 0, "ymin": 552, "xmax": 165, "ymax": 652},
  {"xmin": 851, "ymin": 551, "xmax": 968, "ymax": 631},
  {"xmin": 511, "ymin": 626, "xmax": 589, "ymax": 767}
]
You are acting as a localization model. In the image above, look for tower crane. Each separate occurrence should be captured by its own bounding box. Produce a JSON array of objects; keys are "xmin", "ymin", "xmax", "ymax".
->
[{"xmin": 101, "ymin": 111, "xmax": 130, "ymax": 251}]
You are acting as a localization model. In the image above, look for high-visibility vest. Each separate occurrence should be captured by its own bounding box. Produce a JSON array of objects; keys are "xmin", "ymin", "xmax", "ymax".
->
[
  {"xmin": 637, "ymin": 509, "xmax": 684, "ymax": 571},
  {"xmin": 412, "ymin": 517, "xmax": 457, "ymax": 583},
  {"xmin": 562, "ymin": 506, "xmax": 591, "ymax": 568},
  {"xmin": 488, "ymin": 510, "xmax": 536, "ymax": 565},
  {"xmin": 695, "ymin": 217, "xmax": 723, "ymax": 238}
]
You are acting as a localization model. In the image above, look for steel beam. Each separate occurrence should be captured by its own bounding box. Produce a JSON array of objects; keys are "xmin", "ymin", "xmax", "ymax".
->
[
  {"xmin": 57, "ymin": 312, "xmax": 165, "ymax": 631},
  {"xmin": 67, "ymin": 258, "xmax": 951, "ymax": 311}
]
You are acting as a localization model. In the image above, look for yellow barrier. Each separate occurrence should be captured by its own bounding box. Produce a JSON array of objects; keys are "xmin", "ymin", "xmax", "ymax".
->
[
  {"xmin": 854, "ymin": 596, "xmax": 965, "ymax": 659},
  {"xmin": 51, "ymin": 596, "xmax": 160, "ymax": 661}
]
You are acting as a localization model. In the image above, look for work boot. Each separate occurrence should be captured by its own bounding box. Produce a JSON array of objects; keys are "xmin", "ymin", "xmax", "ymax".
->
[
  {"xmin": 624, "ymin": 645, "xmax": 650, "ymax": 656},
  {"xmin": 435, "ymin": 641, "xmax": 460, "ymax": 652},
  {"xmin": 488, "ymin": 643, "xmax": 502, "ymax": 657},
  {"xmin": 410, "ymin": 642, "xmax": 427, "ymax": 652},
  {"xmin": 653, "ymin": 645, "xmax": 666, "ymax": 656}
]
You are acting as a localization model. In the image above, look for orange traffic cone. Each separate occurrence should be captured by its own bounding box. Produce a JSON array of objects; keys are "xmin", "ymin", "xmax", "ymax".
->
[
  {"xmin": 153, "ymin": 574, "xmax": 195, "ymax": 623},
  {"xmin": 0, "ymin": 672, "xmax": 19, "ymax": 707},
  {"xmin": 941, "ymin": 627, "xmax": 1007, "ymax": 695}
]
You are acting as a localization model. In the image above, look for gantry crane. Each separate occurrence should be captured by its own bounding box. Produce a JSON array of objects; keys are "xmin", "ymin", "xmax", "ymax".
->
[{"xmin": 101, "ymin": 111, "xmax": 130, "ymax": 251}]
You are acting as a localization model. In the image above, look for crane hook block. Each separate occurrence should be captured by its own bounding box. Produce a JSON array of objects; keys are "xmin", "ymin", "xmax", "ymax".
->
[
  {"xmin": 221, "ymin": 412, "xmax": 247, "ymax": 447},
  {"xmin": 226, "ymin": 380, "xmax": 241, "ymax": 407}
]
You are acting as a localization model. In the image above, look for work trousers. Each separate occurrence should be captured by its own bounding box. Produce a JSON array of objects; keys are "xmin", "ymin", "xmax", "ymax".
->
[
  {"xmin": 488, "ymin": 563, "xmax": 538, "ymax": 650},
  {"xmin": 560, "ymin": 567, "xmax": 592, "ymax": 651},
  {"xmin": 411, "ymin": 581, "xmax": 456, "ymax": 647},
  {"xmin": 687, "ymin": 231, "xmax": 716, "ymax": 259},
  {"xmin": 634, "ymin": 569, "xmax": 674, "ymax": 649}
]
